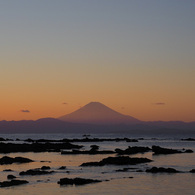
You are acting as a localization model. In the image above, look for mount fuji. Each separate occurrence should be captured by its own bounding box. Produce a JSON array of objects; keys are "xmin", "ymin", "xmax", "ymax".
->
[{"xmin": 58, "ymin": 102, "xmax": 140, "ymax": 125}]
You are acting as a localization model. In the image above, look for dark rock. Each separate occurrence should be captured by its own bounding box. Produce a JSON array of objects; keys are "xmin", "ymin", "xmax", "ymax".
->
[
  {"xmin": 82, "ymin": 134, "xmax": 90, "ymax": 137},
  {"xmin": 115, "ymin": 168, "xmax": 137, "ymax": 172},
  {"xmin": 115, "ymin": 146, "xmax": 151, "ymax": 155},
  {"xmin": 3, "ymin": 169, "xmax": 13, "ymax": 172},
  {"xmin": 125, "ymin": 138, "xmax": 138, "ymax": 142},
  {"xmin": 0, "ymin": 137, "xmax": 6, "ymax": 141},
  {"xmin": 7, "ymin": 175, "xmax": 16, "ymax": 180},
  {"xmin": 57, "ymin": 177, "xmax": 101, "ymax": 186},
  {"xmin": 136, "ymin": 170, "xmax": 143, "ymax": 172},
  {"xmin": 14, "ymin": 157, "xmax": 34, "ymax": 163},
  {"xmin": 152, "ymin": 145, "xmax": 193, "ymax": 155},
  {"xmin": 146, "ymin": 167, "xmax": 180, "ymax": 173},
  {"xmin": 90, "ymin": 145, "xmax": 99, "ymax": 151},
  {"xmin": 19, "ymin": 168, "xmax": 54, "ymax": 176},
  {"xmin": 181, "ymin": 138, "xmax": 195, "ymax": 141},
  {"xmin": 0, "ymin": 156, "xmax": 33, "ymax": 165},
  {"xmin": 0, "ymin": 180, "xmax": 28, "ymax": 187},
  {"xmin": 152, "ymin": 146, "xmax": 181, "ymax": 154},
  {"xmin": 58, "ymin": 166, "xmax": 66, "ymax": 170},
  {"xmin": 189, "ymin": 169, "xmax": 195, "ymax": 173},
  {"xmin": 122, "ymin": 177, "xmax": 133, "ymax": 179},
  {"xmin": 24, "ymin": 138, "xmax": 34, "ymax": 142},
  {"xmin": 80, "ymin": 156, "xmax": 152, "ymax": 166},
  {"xmin": 184, "ymin": 149, "xmax": 193, "ymax": 153},
  {"xmin": 41, "ymin": 166, "xmax": 51, "ymax": 170},
  {"xmin": 6, "ymin": 138, "xmax": 13, "ymax": 141},
  {"xmin": 0, "ymin": 142, "xmax": 83, "ymax": 153},
  {"xmin": 61, "ymin": 149, "xmax": 114, "ymax": 155},
  {"xmin": 33, "ymin": 137, "xmax": 138, "ymax": 143}
]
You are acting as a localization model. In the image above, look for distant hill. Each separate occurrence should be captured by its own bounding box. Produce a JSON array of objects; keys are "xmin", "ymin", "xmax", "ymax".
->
[
  {"xmin": 58, "ymin": 102, "xmax": 140, "ymax": 124},
  {"xmin": 0, "ymin": 118, "xmax": 92, "ymax": 134},
  {"xmin": 0, "ymin": 102, "xmax": 194, "ymax": 135},
  {"xmin": 0, "ymin": 117, "xmax": 194, "ymax": 135}
]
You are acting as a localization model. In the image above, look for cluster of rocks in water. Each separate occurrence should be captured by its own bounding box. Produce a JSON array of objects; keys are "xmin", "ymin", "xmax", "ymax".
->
[
  {"xmin": 0, "ymin": 136, "xmax": 193, "ymax": 155},
  {"xmin": 0, "ymin": 156, "xmax": 33, "ymax": 165},
  {"xmin": 0, "ymin": 141, "xmax": 193, "ymax": 156},
  {"xmin": 80, "ymin": 156, "xmax": 152, "ymax": 166},
  {"xmin": 19, "ymin": 167, "xmax": 54, "ymax": 176},
  {"xmin": 61, "ymin": 145, "xmax": 193, "ymax": 156},
  {"xmin": 0, "ymin": 136, "xmax": 194, "ymax": 188},
  {"xmin": 152, "ymin": 145, "xmax": 193, "ymax": 155},
  {"xmin": 0, "ymin": 155, "xmax": 194, "ymax": 188},
  {"xmin": 23, "ymin": 137, "xmax": 139, "ymax": 143},
  {"xmin": 61, "ymin": 144, "xmax": 115, "ymax": 155},
  {"xmin": 0, "ymin": 180, "xmax": 29, "ymax": 187},
  {"xmin": 115, "ymin": 146, "xmax": 151, "ymax": 155},
  {"xmin": 0, "ymin": 137, "xmax": 13, "ymax": 142},
  {"xmin": 0, "ymin": 142, "xmax": 82, "ymax": 153},
  {"xmin": 0, "ymin": 137, "xmax": 138, "ymax": 154},
  {"xmin": 0, "ymin": 165, "xmax": 66, "ymax": 187},
  {"xmin": 1, "ymin": 136, "xmax": 194, "ymax": 143},
  {"xmin": 1, "ymin": 136, "xmax": 194, "ymax": 144}
]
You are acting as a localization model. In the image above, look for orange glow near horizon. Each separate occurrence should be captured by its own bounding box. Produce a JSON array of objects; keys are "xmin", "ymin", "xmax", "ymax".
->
[
  {"xmin": 0, "ymin": 1, "xmax": 195, "ymax": 122},
  {"xmin": 1, "ymin": 96, "xmax": 195, "ymax": 122},
  {"xmin": 1, "ymin": 61, "xmax": 195, "ymax": 122},
  {"xmin": 1, "ymin": 59, "xmax": 195, "ymax": 122}
]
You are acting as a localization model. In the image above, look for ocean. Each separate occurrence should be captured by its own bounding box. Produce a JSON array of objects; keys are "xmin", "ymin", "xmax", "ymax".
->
[{"xmin": 0, "ymin": 133, "xmax": 194, "ymax": 195}]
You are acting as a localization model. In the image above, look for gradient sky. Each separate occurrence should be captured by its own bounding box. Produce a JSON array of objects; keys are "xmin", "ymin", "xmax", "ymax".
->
[{"xmin": 1, "ymin": 0, "xmax": 195, "ymax": 122}]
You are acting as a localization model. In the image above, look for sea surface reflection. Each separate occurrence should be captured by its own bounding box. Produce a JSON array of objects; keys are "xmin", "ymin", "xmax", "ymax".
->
[{"xmin": 0, "ymin": 134, "xmax": 194, "ymax": 195}]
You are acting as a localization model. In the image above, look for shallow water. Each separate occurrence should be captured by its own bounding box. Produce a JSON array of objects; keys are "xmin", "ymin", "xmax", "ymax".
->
[{"xmin": 0, "ymin": 134, "xmax": 194, "ymax": 194}]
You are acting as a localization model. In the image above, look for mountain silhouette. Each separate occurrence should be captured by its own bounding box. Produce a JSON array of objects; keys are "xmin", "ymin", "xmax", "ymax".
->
[
  {"xmin": 58, "ymin": 102, "xmax": 140, "ymax": 124},
  {"xmin": 0, "ymin": 103, "xmax": 194, "ymax": 135}
]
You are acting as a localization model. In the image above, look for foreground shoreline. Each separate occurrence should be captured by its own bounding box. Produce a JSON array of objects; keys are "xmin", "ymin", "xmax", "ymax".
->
[{"xmin": 0, "ymin": 134, "xmax": 194, "ymax": 194}]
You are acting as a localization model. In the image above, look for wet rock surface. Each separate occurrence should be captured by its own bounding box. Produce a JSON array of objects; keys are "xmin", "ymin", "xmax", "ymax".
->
[
  {"xmin": 115, "ymin": 146, "xmax": 151, "ymax": 155},
  {"xmin": 3, "ymin": 169, "xmax": 13, "ymax": 172},
  {"xmin": 189, "ymin": 169, "xmax": 195, "ymax": 173},
  {"xmin": 80, "ymin": 156, "xmax": 152, "ymax": 166},
  {"xmin": 115, "ymin": 167, "xmax": 138, "ymax": 172},
  {"xmin": 19, "ymin": 168, "xmax": 54, "ymax": 176},
  {"xmin": 58, "ymin": 166, "xmax": 66, "ymax": 170},
  {"xmin": 146, "ymin": 167, "xmax": 180, "ymax": 173},
  {"xmin": 61, "ymin": 143, "xmax": 115, "ymax": 155},
  {"xmin": 41, "ymin": 166, "xmax": 51, "ymax": 170},
  {"xmin": 57, "ymin": 177, "xmax": 102, "ymax": 185},
  {"xmin": 0, "ymin": 180, "xmax": 29, "ymax": 187},
  {"xmin": 7, "ymin": 174, "xmax": 16, "ymax": 179},
  {"xmin": 152, "ymin": 145, "xmax": 193, "ymax": 155},
  {"xmin": 0, "ymin": 156, "xmax": 33, "ymax": 165}
]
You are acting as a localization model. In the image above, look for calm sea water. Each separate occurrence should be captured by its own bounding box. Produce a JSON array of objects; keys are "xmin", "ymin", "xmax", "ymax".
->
[{"xmin": 0, "ymin": 133, "xmax": 194, "ymax": 195}]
